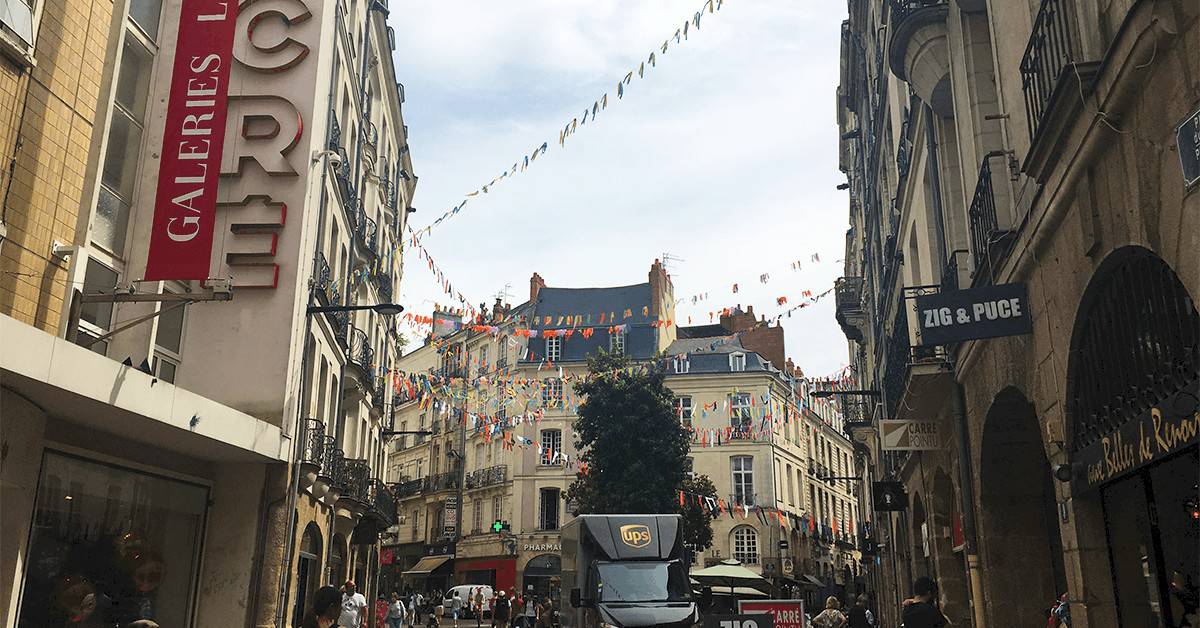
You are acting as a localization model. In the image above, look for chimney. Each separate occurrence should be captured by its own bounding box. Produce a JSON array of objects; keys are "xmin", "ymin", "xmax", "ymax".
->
[
  {"xmin": 648, "ymin": 259, "xmax": 672, "ymax": 318},
  {"xmin": 530, "ymin": 272, "xmax": 546, "ymax": 302}
]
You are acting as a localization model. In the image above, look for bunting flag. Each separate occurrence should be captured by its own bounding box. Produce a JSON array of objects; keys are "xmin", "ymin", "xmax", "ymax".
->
[{"xmin": 409, "ymin": 0, "xmax": 732, "ymax": 242}]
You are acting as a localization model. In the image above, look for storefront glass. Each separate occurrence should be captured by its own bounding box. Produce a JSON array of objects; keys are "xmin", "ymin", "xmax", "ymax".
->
[{"xmin": 18, "ymin": 452, "xmax": 209, "ymax": 628}]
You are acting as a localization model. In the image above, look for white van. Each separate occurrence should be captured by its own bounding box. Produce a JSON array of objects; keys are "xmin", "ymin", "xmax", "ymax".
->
[{"xmin": 443, "ymin": 585, "xmax": 495, "ymax": 619}]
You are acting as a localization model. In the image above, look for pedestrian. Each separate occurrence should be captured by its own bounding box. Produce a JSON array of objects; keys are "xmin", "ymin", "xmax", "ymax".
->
[
  {"xmin": 812, "ymin": 596, "xmax": 848, "ymax": 628},
  {"xmin": 492, "ymin": 590, "xmax": 511, "ymax": 628},
  {"xmin": 339, "ymin": 580, "xmax": 368, "ymax": 628},
  {"xmin": 388, "ymin": 592, "xmax": 407, "ymax": 628},
  {"xmin": 847, "ymin": 594, "xmax": 875, "ymax": 628},
  {"xmin": 534, "ymin": 597, "xmax": 553, "ymax": 628},
  {"xmin": 901, "ymin": 576, "xmax": 948, "ymax": 628},
  {"xmin": 452, "ymin": 590, "xmax": 463, "ymax": 624},
  {"xmin": 474, "ymin": 587, "xmax": 485, "ymax": 628},
  {"xmin": 302, "ymin": 585, "xmax": 343, "ymax": 628}
]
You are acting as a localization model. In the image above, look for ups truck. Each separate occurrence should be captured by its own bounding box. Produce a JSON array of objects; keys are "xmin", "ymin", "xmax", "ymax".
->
[{"xmin": 562, "ymin": 514, "xmax": 701, "ymax": 628}]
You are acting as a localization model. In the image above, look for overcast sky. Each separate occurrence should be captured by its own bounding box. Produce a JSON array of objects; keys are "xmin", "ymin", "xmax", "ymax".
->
[{"xmin": 387, "ymin": 1, "xmax": 851, "ymax": 377}]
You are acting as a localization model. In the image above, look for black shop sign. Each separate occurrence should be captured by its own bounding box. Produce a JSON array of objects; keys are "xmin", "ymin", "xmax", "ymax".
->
[
  {"xmin": 1177, "ymin": 104, "xmax": 1200, "ymax": 188},
  {"xmin": 1072, "ymin": 380, "xmax": 1199, "ymax": 494},
  {"xmin": 914, "ymin": 283, "xmax": 1033, "ymax": 346}
]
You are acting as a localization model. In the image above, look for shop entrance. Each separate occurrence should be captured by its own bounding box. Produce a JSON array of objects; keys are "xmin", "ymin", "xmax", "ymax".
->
[
  {"xmin": 1066, "ymin": 247, "xmax": 1199, "ymax": 627},
  {"xmin": 522, "ymin": 554, "xmax": 561, "ymax": 603}
]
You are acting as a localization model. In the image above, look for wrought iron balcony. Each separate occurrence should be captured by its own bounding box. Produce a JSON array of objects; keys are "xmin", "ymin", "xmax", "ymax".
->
[
  {"xmin": 968, "ymin": 158, "xmax": 1012, "ymax": 286},
  {"xmin": 326, "ymin": 446, "xmax": 347, "ymax": 489},
  {"xmin": 330, "ymin": 309, "xmax": 349, "ymax": 347},
  {"xmin": 393, "ymin": 477, "xmax": 427, "ymax": 498},
  {"xmin": 429, "ymin": 471, "xmax": 460, "ymax": 492},
  {"xmin": 368, "ymin": 479, "xmax": 397, "ymax": 525},
  {"xmin": 313, "ymin": 252, "xmax": 332, "ymax": 297},
  {"xmin": 882, "ymin": 309, "xmax": 912, "ymax": 419},
  {"xmin": 354, "ymin": 207, "xmax": 378, "ymax": 255},
  {"xmin": 465, "ymin": 464, "xmax": 508, "ymax": 490},
  {"xmin": 372, "ymin": 380, "xmax": 387, "ymax": 411},
  {"xmin": 362, "ymin": 120, "xmax": 379, "ymax": 158},
  {"xmin": 1020, "ymin": 0, "xmax": 1085, "ymax": 141},
  {"xmin": 835, "ymin": 277, "xmax": 866, "ymax": 342},
  {"xmin": 348, "ymin": 327, "xmax": 374, "ymax": 374},
  {"xmin": 301, "ymin": 419, "xmax": 327, "ymax": 466},
  {"xmin": 896, "ymin": 113, "xmax": 912, "ymax": 180},
  {"xmin": 328, "ymin": 117, "xmax": 342, "ymax": 152},
  {"xmin": 376, "ymin": 271, "xmax": 393, "ymax": 303},
  {"xmin": 342, "ymin": 459, "xmax": 372, "ymax": 503}
]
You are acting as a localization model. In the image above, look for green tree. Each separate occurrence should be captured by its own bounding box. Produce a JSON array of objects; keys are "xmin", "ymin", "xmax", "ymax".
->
[
  {"xmin": 679, "ymin": 473, "xmax": 718, "ymax": 552},
  {"xmin": 566, "ymin": 352, "xmax": 690, "ymax": 514}
]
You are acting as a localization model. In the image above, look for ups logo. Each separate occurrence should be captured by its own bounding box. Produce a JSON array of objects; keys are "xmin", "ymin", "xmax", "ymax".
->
[{"xmin": 619, "ymin": 524, "xmax": 652, "ymax": 548}]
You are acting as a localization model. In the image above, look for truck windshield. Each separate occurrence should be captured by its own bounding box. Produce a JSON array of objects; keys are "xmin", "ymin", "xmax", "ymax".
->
[{"xmin": 594, "ymin": 561, "xmax": 692, "ymax": 602}]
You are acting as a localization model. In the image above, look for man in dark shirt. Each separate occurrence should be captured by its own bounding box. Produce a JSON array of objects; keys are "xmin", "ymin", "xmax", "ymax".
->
[
  {"xmin": 847, "ymin": 594, "xmax": 874, "ymax": 628},
  {"xmin": 902, "ymin": 577, "xmax": 948, "ymax": 628}
]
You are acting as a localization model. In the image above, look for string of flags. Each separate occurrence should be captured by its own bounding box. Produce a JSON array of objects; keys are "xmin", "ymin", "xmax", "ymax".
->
[
  {"xmin": 683, "ymin": 252, "xmax": 826, "ymax": 303},
  {"xmin": 410, "ymin": 0, "xmax": 733, "ymax": 242},
  {"xmin": 676, "ymin": 488, "xmax": 853, "ymax": 538}
]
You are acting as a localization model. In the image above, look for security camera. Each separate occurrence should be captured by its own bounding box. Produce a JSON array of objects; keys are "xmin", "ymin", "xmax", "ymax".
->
[{"xmin": 1052, "ymin": 463, "xmax": 1074, "ymax": 483}]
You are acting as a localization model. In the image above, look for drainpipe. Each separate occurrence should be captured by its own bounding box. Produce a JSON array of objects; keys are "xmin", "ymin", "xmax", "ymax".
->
[{"xmin": 952, "ymin": 380, "xmax": 987, "ymax": 628}]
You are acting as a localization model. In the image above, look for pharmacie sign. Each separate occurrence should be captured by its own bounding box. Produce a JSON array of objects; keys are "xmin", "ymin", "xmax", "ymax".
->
[
  {"xmin": 880, "ymin": 419, "xmax": 940, "ymax": 451},
  {"xmin": 1074, "ymin": 381, "xmax": 1198, "ymax": 493},
  {"xmin": 914, "ymin": 283, "xmax": 1033, "ymax": 346},
  {"xmin": 144, "ymin": 0, "xmax": 238, "ymax": 280}
]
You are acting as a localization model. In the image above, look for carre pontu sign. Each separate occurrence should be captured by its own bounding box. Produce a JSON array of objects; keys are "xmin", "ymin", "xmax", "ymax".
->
[
  {"xmin": 1073, "ymin": 380, "xmax": 1198, "ymax": 494},
  {"xmin": 914, "ymin": 283, "xmax": 1033, "ymax": 346}
]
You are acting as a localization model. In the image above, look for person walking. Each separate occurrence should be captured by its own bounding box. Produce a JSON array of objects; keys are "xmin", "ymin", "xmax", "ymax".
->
[
  {"xmin": 901, "ymin": 577, "xmax": 949, "ymax": 628},
  {"xmin": 491, "ymin": 590, "xmax": 511, "ymax": 628},
  {"xmin": 388, "ymin": 592, "xmax": 407, "ymax": 628},
  {"xmin": 474, "ymin": 588, "xmax": 485, "ymax": 628},
  {"xmin": 451, "ymin": 590, "xmax": 464, "ymax": 625},
  {"xmin": 847, "ymin": 594, "xmax": 875, "ymax": 628},
  {"xmin": 302, "ymin": 586, "xmax": 344, "ymax": 628},
  {"xmin": 339, "ymin": 580, "xmax": 369, "ymax": 628},
  {"xmin": 812, "ymin": 596, "xmax": 848, "ymax": 628}
]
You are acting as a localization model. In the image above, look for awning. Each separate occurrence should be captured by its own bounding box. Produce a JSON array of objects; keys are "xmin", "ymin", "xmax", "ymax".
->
[
  {"xmin": 800, "ymin": 574, "xmax": 825, "ymax": 587},
  {"xmin": 403, "ymin": 555, "xmax": 452, "ymax": 576}
]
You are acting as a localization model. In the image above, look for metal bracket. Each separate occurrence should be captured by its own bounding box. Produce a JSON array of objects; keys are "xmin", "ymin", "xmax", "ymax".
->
[{"xmin": 67, "ymin": 282, "xmax": 233, "ymax": 347}]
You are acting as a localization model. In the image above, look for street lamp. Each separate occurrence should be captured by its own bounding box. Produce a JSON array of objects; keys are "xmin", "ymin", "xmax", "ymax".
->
[{"xmin": 307, "ymin": 303, "xmax": 405, "ymax": 315}]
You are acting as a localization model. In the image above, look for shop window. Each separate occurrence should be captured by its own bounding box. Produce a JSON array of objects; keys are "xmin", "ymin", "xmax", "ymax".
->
[{"xmin": 18, "ymin": 452, "xmax": 208, "ymax": 627}]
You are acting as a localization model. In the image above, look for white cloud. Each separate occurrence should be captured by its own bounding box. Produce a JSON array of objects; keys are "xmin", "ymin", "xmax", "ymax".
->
[{"xmin": 389, "ymin": 1, "xmax": 851, "ymax": 376}]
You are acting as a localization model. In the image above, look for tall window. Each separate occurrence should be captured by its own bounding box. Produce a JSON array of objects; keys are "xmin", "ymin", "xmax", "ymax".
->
[
  {"xmin": 674, "ymin": 396, "xmax": 693, "ymax": 429},
  {"xmin": 731, "ymin": 456, "xmax": 754, "ymax": 505},
  {"xmin": 786, "ymin": 464, "xmax": 794, "ymax": 506},
  {"xmin": 472, "ymin": 498, "xmax": 483, "ymax": 533},
  {"xmin": 396, "ymin": 421, "xmax": 408, "ymax": 450},
  {"xmin": 545, "ymin": 336, "xmax": 561, "ymax": 362},
  {"xmin": 729, "ymin": 352, "xmax": 746, "ymax": 372},
  {"xmin": 541, "ymin": 378, "xmax": 563, "ymax": 405},
  {"xmin": 416, "ymin": 412, "xmax": 427, "ymax": 444},
  {"xmin": 411, "ymin": 508, "xmax": 420, "ymax": 540},
  {"xmin": 539, "ymin": 487, "xmax": 560, "ymax": 530},
  {"xmin": 492, "ymin": 495, "xmax": 502, "ymax": 523},
  {"xmin": 77, "ymin": 259, "xmax": 118, "ymax": 353},
  {"xmin": 732, "ymin": 526, "xmax": 758, "ymax": 564},
  {"xmin": 151, "ymin": 299, "xmax": 185, "ymax": 383},
  {"xmin": 540, "ymin": 429, "xmax": 562, "ymax": 466},
  {"xmin": 478, "ymin": 346, "xmax": 488, "ymax": 375},
  {"xmin": 609, "ymin": 329, "xmax": 625, "ymax": 355},
  {"xmin": 496, "ymin": 340, "xmax": 509, "ymax": 369},
  {"xmin": 730, "ymin": 393, "xmax": 752, "ymax": 431},
  {"xmin": 673, "ymin": 356, "xmax": 689, "ymax": 373}
]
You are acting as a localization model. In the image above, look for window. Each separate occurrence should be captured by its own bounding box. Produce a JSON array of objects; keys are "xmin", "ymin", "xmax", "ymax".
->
[
  {"xmin": 474, "ymin": 443, "xmax": 484, "ymax": 470},
  {"xmin": 545, "ymin": 336, "xmax": 561, "ymax": 362},
  {"xmin": 786, "ymin": 464, "xmax": 794, "ymax": 506},
  {"xmin": 730, "ymin": 393, "xmax": 752, "ymax": 430},
  {"xmin": 416, "ymin": 413, "xmax": 427, "ymax": 444},
  {"xmin": 128, "ymin": 0, "xmax": 164, "ymax": 39},
  {"xmin": 540, "ymin": 429, "xmax": 562, "ymax": 466},
  {"xmin": 151, "ymin": 298, "xmax": 186, "ymax": 383},
  {"xmin": 609, "ymin": 329, "xmax": 625, "ymax": 355},
  {"xmin": 77, "ymin": 259, "xmax": 119, "ymax": 354},
  {"xmin": 673, "ymin": 356, "xmax": 689, "ymax": 373},
  {"xmin": 411, "ymin": 508, "xmax": 420, "ymax": 540},
  {"xmin": 541, "ymin": 378, "xmax": 563, "ymax": 405},
  {"xmin": 496, "ymin": 340, "xmax": 509, "ymax": 369},
  {"xmin": 732, "ymin": 456, "xmax": 754, "ymax": 505},
  {"xmin": 732, "ymin": 526, "xmax": 759, "ymax": 564},
  {"xmin": 478, "ymin": 346, "xmax": 488, "ymax": 374},
  {"xmin": 539, "ymin": 487, "xmax": 560, "ymax": 530},
  {"xmin": 396, "ymin": 421, "xmax": 408, "ymax": 450},
  {"xmin": 674, "ymin": 396, "xmax": 693, "ymax": 429},
  {"xmin": 492, "ymin": 495, "xmax": 502, "ymax": 523},
  {"xmin": 729, "ymin": 352, "xmax": 746, "ymax": 372},
  {"xmin": 17, "ymin": 452, "xmax": 208, "ymax": 627},
  {"xmin": 473, "ymin": 498, "xmax": 483, "ymax": 534}
]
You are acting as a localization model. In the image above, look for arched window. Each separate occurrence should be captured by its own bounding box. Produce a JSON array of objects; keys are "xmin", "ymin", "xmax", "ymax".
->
[{"xmin": 731, "ymin": 526, "xmax": 758, "ymax": 565}]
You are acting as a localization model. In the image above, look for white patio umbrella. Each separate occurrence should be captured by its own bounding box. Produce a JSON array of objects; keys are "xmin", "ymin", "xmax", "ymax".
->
[{"xmin": 690, "ymin": 559, "xmax": 772, "ymax": 596}]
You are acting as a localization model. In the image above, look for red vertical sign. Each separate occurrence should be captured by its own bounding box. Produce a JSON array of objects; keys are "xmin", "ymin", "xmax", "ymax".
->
[{"xmin": 144, "ymin": 0, "xmax": 238, "ymax": 280}]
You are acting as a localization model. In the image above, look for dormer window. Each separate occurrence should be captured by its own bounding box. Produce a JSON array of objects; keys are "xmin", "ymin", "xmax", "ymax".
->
[
  {"xmin": 673, "ymin": 356, "xmax": 690, "ymax": 373},
  {"xmin": 545, "ymin": 336, "xmax": 562, "ymax": 362},
  {"xmin": 730, "ymin": 352, "xmax": 746, "ymax": 372},
  {"xmin": 609, "ymin": 329, "xmax": 626, "ymax": 356}
]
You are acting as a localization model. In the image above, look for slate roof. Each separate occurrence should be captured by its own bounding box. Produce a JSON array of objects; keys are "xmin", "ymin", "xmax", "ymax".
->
[
  {"xmin": 665, "ymin": 335, "xmax": 778, "ymax": 375},
  {"xmin": 676, "ymin": 324, "xmax": 730, "ymax": 339},
  {"xmin": 521, "ymin": 282, "xmax": 657, "ymax": 362}
]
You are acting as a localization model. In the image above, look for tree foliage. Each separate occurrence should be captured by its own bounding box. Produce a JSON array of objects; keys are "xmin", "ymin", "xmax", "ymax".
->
[
  {"xmin": 566, "ymin": 352, "xmax": 690, "ymax": 515},
  {"xmin": 678, "ymin": 473, "xmax": 718, "ymax": 552}
]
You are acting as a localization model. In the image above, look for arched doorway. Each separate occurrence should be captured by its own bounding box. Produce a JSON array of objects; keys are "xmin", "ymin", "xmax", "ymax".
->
[
  {"xmin": 523, "ymin": 554, "xmax": 561, "ymax": 604},
  {"xmin": 909, "ymin": 493, "xmax": 930, "ymax": 581},
  {"xmin": 294, "ymin": 523, "xmax": 323, "ymax": 627},
  {"xmin": 978, "ymin": 386, "xmax": 1065, "ymax": 625},
  {"xmin": 1065, "ymin": 247, "xmax": 1199, "ymax": 626}
]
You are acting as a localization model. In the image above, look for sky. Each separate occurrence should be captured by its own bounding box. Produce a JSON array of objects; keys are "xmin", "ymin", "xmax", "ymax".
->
[{"xmin": 386, "ymin": 0, "xmax": 851, "ymax": 378}]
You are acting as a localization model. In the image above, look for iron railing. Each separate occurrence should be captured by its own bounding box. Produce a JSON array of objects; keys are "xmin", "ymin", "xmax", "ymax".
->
[
  {"xmin": 355, "ymin": 207, "xmax": 378, "ymax": 255},
  {"xmin": 968, "ymin": 158, "xmax": 1007, "ymax": 286},
  {"xmin": 941, "ymin": 254, "xmax": 961, "ymax": 293},
  {"xmin": 888, "ymin": 0, "xmax": 948, "ymax": 25},
  {"xmin": 331, "ymin": 309, "xmax": 349, "ymax": 346},
  {"xmin": 369, "ymin": 479, "xmax": 398, "ymax": 525},
  {"xmin": 328, "ymin": 117, "xmax": 341, "ymax": 151},
  {"xmin": 429, "ymin": 471, "xmax": 460, "ymax": 492},
  {"xmin": 362, "ymin": 121, "xmax": 378, "ymax": 156},
  {"xmin": 1019, "ymin": 0, "xmax": 1079, "ymax": 140},
  {"xmin": 301, "ymin": 419, "xmax": 326, "ymax": 465},
  {"xmin": 465, "ymin": 465, "xmax": 508, "ymax": 489},
  {"xmin": 348, "ymin": 327, "xmax": 374, "ymax": 374},
  {"xmin": 882, "ymin": 308, "xmax": 911, "ymax": 419},
  {"xmin": 372, "ymin": 380, "xmax": 387, "ymax": 411},
  {"xmin": 835, "ymin": 277, "xmax": 865, "ymax": 315},
  {"xmin": 393, "ymin": 477, "xmax": 427, "ymax": 498},
  {"xmin": 376, "ymin": 272, "xmax": 393, "ymax": 303},
  {"xmin": 342, "ymin": 459, "xmax": 371, "ymax": 503},
  {"xmin": 895, "ymin": 113, "xmax": 912, "ymax": 180},
  {"xmin": 326, "ymin": 446, "xmax": 347, "ymax": 489},
  {"xmin": 313, "ymin": 252, "xmax": 332, "ymax": 296}
]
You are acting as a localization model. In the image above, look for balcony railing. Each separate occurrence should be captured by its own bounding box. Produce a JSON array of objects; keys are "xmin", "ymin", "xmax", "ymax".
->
[
  {"xmin": 888, "ymin": 0, "xmax": 948, "ymax": 25},
  {"xmin": 372, "ymin": 380, "xmax": 387, "ymax": 411},
  {"xmin": 348, "ymin": 327, "xmax": 374, "ymax": 374},
  {"xmin": 1019, "ymin": 0, "xmax": 1079, "ymax": 140},
  {"xmin": 465, "ymin": 465, "xmax": 508, "ymax": 489},
  {"xmin": 393, "ymin": 477, "xmax": 427, "ymax": 498},
  {"xmin": 375, "ymin": 271, "xmax": 393, "ymax": 303},
  {"xmin": 331, "ymin": 309, "xmax": 349, "ymax": 347},
  {"xmin": 968, "ymin": 158, "xmax": 1010, "ymax": 286},
  {"xmin": 326, "ymin": 446, "xmax": 347, "ymax": 489},
  {"xmin": 354, "ymin": 207, "xmax": 378, "ymax": 255},
  {"xmin": 301, "ymin": 419, "xmax": 327, "ymax": 466},
  {"xmin": 342, "ymin": 459, "xmax": 372, "ymax": 503},
  {"xmin": 313, "ymin": 252, "xmax": 332, "ymax": 297},
  {"xmin": 367, "ymin": 478, "xmax": 397, "ymax": 525},
  {"xmin": 429, "ymin": 471, "xmax": 460, "ymax": 492},
  {"xmin": 362, "ymin": 120, "xmax": 378, "ymax": 158},
  {"xmin": 328, "ymin": 117, "xmax": 341, "ymax": 151},
  {"xmin": 882, "ymin": 308, "xmax": 912, "ymax": 419}
]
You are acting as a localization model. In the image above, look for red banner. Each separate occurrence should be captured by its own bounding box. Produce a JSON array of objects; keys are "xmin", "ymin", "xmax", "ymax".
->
[
  {"xmin": 738, "ymin": 600, "xmax": 806, "ymax": 628},
  {"xmin": 144, "ymin": 0, "xmax": 238, "ymax": 280}
]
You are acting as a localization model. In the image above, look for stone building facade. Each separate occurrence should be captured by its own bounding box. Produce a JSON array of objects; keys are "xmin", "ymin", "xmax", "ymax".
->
[
  {"xmin": 0, "ymin": 0, "xmax": 413, "ymax": 626},
  {"xmin": 834, "ymin": 1, "xmax": 1197, "ymax": 626}
]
